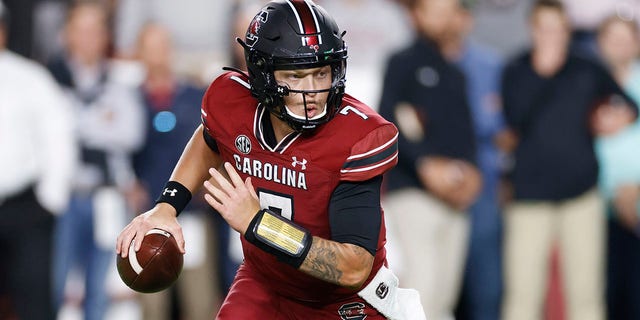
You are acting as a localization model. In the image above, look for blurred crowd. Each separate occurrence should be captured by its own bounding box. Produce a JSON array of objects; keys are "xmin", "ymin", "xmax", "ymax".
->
[{"xmin": 0, "ymin": 0, "xmax": 639, "ymax": 319}]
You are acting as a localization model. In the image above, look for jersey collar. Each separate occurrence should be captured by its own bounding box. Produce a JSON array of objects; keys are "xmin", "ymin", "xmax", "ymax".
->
[{"xmin": 254, "ymin": 104, "xmax": 301, "ymax": 154}]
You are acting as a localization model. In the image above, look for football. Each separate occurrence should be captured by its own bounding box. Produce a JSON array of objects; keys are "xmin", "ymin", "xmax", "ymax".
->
[{"xmin": 117, "ymin": 228, "xmax": 183, "ymax": 293}]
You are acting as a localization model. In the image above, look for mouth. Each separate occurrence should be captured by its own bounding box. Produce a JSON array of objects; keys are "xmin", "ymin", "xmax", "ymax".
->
[
  {"xmin": 304, "ymin": 103, "xmax": 318, "ymax": 116},
  {"xmin": 285, "ymin": 102, "xmax": 327, "ymax": 121}
]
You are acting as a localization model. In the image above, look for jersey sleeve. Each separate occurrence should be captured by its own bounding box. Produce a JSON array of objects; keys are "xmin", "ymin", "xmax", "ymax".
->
[
  {"xmin": 340, "ymin": 123, "xmax": 399, "ymax": 182},
  {"xmin": 200, "ymin": 81, "xmax": 215, "ymax": 135},
  {"xmin": 200, "ymin": 71, "xmax": 251, "ymax": 137}
]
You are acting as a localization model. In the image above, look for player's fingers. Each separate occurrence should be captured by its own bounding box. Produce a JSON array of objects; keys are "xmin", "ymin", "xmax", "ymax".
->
[
  {"xmin": 204, "ymin": 193, "xmax": 224, "ymax": 213},
  {"xmin": 119, "ymin": 221, "xmax": 140, "ymax": 257},
  {"xmin": 116, "ymin": 226, "xmax": 128, "ymax": 254},
  {"xmin": 209, "ymin": 167, "xmax": 234, "ymax": 192},
  {"xmin": 245, "ymin": 177, "xmax": 258, "ymax": 200},
  {"xmin": 120, "ymin": 229, "xmax": 136, "ymax": 258},
  {"xmin": 224, "ymin": 162, "xmax": 245, "ymax": 188},
  {"xmin": 165, "ymin": 224, "xmax": 185, "ymax": 253},
  {"xmin": 133, "ymin": 229, "xmax": 146, "ymax": 252},
  {"xmin": 203, "ymin": 180, "xmax": 230, "ymax": 204}
]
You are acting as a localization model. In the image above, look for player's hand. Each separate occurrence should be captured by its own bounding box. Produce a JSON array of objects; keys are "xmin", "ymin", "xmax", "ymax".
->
[
  {"xmin": 115, "ymin": 203, "xmax": 185, "ymax": 258},
  {"xmin": 203, "ymin": 162, "xmax": 260, "ymax": 235}
]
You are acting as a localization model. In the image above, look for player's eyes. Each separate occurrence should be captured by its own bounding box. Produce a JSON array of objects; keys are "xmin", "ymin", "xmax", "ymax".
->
[
  {"xmin": 286, "ymin": 73, "xmax": 303, "ymax": 80},
  {"xmin": 315, "ymin": 67, "xmax": 331, "ymax": 79},
  {"xmin": 316, "ymin": 71, "xmax": 328, "ymax": 79}
]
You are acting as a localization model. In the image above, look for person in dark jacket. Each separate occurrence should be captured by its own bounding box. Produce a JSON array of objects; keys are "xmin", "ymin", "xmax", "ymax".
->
[
  {"xmin": 379, "ymin": 0, "xmax": 481, "ymax": 318},
  {"xmin": 500, "ymin": 1, "xmax": 638, "ymax": 320}
]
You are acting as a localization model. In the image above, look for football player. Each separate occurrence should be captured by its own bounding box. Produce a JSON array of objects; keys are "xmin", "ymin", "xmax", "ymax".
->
[{"xmin": 116, "ymin": 0, "xmax": 424, "ymax": 319}]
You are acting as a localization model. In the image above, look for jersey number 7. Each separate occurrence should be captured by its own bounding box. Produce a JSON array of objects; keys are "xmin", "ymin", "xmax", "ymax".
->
[{"xmin": 258, "ymin": 189, "xmax": 294, "ymax": 221}]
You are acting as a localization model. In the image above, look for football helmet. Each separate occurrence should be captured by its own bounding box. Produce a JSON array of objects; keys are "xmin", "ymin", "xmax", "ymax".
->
[{"xmin": 238, "ymin": 0, "xmax": 348, "ymax": 132}]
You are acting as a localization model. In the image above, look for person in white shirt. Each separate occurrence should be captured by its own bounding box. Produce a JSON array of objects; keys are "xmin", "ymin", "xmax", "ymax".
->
[
  {"xmin": 0, "ymin": 2, "xmax": 77, "ymax": 319},
  {"xmin": 45, "ymin": 2, "xmax": 144, "ymax": 320}
]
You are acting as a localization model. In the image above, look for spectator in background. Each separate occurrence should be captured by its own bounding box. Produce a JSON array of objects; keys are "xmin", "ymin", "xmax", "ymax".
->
[
  {"xmin": 500, "ymin": 1, "xmax": 638, "ymax": 320},
  {"xmin": 1, "ymin": 0, "xmax": 39, "ymax": 58},
  {"xmin": 46, "ymin": 2, "xmax": 144, "ymax": 319},
  {"xmin": 559, "ymin": 0, "xmax": 620, "ymax": 57},
  {"xmin": 32, "ymin": 0, "xmax": 119, "ymax": 64},
  {"xmin": 318, "ymin": 0, "xmax": 411, "ymax": 109},
  {"xmin": 461, "ymin": 0, "xmax": 530, "ymax": 59},
  {"xmin": 128, "ymin": 23, "xmax": 222, "ymax": 320},
  {"xmin": 594, "ymin": 15, "xmax": 640, "ymax": 320},
  {"xmin": 379, "ymin": 0, "xmax": 482, "ymax": 318},
  {"xmin": 114, "ymin": 0, "xmax": 235, "ymax": 84},
  {"xmin": 0, "ymin": 2, "xmax": 77, "ymax": 319},
  {"xmin": 440, "ymin": 2, "xmax": 506, "ymax": 320}
]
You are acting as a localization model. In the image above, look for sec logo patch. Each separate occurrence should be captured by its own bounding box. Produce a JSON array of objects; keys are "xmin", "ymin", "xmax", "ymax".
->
[{"xmin": 235, "ymin": 135, "xmax": 252, "ymax": 154}]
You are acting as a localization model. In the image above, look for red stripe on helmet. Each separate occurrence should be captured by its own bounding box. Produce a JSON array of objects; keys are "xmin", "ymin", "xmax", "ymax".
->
[{"xmin": 290, "ymin": 0, "xmax": 320, "ymax": 46}]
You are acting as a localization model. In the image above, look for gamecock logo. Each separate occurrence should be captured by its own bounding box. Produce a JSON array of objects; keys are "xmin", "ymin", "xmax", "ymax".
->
[
  {"xmin": 246, "ymin": 10, "xmax": 268, "ymax": 47},
  {"xmin": 338, "ymin": 302, "xmax": 367, "ymax": 320}
]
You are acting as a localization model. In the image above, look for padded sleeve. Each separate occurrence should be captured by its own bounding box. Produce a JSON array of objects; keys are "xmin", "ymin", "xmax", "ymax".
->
[{"xmin": 329, "ymin": 176, "xmax": 383, "ymax": 256}]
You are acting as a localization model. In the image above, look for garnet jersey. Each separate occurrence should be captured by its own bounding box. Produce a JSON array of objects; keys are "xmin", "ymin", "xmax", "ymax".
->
[{"xmin": 201, "ymin": 72, "xmax": 398, "ymax": 302}]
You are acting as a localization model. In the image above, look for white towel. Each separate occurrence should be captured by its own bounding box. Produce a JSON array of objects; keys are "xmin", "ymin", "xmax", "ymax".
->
[{"xmin": 358, "ymin": 266, "xmax": 427, "ymax": 320}]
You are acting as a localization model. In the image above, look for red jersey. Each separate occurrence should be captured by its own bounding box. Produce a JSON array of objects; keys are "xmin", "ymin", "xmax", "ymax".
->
[{"xmin": 201, "ymin": 72, "xmax": 398, "ymax": 303}]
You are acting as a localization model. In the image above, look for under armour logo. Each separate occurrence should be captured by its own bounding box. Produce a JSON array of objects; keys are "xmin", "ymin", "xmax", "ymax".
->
[
  {"xmin": 163, "ymin": 188, "xmax": 178, "ymax": 197},
  {"xmin": 291, "ymin": 156, "xmax": 307, "ymax": 170}
]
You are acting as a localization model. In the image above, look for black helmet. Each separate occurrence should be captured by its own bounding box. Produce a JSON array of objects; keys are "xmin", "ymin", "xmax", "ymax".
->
[{"xmin": 238, "ymin": 0, "xmax": 348, "ymax": 132}]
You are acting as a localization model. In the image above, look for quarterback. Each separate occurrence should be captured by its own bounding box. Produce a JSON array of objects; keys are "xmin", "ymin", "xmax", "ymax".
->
[{"xmin": 116, "ymin": 0, "xmax": 424, "ymax": 319}]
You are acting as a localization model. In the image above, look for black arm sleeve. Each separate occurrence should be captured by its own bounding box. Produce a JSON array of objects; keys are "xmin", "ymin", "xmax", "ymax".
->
[
  {"xmin": 328, "ymin": 175, "xmax": 383, "ymax": 256},
  {"xmin": 202, "ymin": 128, "xmax": 219, "ymax": 153}
]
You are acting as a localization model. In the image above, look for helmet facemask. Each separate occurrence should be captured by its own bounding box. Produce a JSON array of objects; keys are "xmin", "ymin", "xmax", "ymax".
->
[
  {"xmin": 238, "ymin": 0, "xmax": 348, "ymax": 132},
  {"xmin": 272, "ymin": 57, "xmax": 346, "ymax": 132}
]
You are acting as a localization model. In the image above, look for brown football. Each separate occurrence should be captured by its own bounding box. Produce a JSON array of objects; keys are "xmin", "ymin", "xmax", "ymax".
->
[{"xmin": 117, "ymin": 229, "xmax": 183, "ymax": 293}]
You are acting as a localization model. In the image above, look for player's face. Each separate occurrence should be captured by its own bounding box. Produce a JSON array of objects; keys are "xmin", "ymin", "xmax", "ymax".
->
[{"xmin": 274, "ymin": 65, "xmax": 332, "ymax": 120}]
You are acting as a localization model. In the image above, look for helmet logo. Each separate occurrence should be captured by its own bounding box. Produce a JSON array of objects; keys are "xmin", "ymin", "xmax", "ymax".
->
[
  {"xmin": 235, "ymin": 135, "xmax": 252, "ymax": 154},
  {"xmin": 246, "ymin": 10, "xmax": 269, "ymax": 47},
  {"xmin": 309, "ymin": 44, "xmax": 319, "ymax": 53}
]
